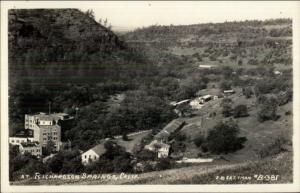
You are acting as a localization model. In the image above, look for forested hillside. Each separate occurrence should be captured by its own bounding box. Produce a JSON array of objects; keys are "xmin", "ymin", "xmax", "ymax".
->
[
  {"xmin": 8, "ymin": 12, "xmax": 293, "ymax": 182},
  {"xmin": 8, "ymin": 9, "xmax": 178, "ymax": 147},
  {"xmin": 124, "ymin": 19, "xmax": 292, "ymax": 68}
]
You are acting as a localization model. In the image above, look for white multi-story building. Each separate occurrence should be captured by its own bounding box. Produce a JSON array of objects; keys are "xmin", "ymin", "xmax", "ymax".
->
[{"xmin": 24, "ymin": 112, "xmax": 73, "ymax": 151}]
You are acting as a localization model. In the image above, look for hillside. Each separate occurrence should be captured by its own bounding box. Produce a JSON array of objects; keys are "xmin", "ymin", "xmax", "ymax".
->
[
  {"xmin": 9, "ymin": 9, "xmax": 124, "ymax": 67},
  {"xmin": 8, "ymin": 14, "xmax": 293, "ymax": 183},
  {"xmin": 8, "ymin": 9, "xmax": 150, "ymax": 85},
  {"xmin": 123, "ymin": 19, "xmax": 292, "ymax": 69},
  {"xmin": 11, "ymin": 152, "xmax": 292, "ymax": 185}
]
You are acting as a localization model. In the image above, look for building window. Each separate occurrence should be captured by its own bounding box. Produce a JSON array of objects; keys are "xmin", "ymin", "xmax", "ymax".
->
[
  {"xmin": 11, "ymin": 140, "xmax": 15, "ymax": 143},
  {"xmin": 16, "ymin": 140, "xmax": 19, "ymax": 143},
  {"xmin": 85, "ymin": 155, "xmax": 87, "ymax": 159}
]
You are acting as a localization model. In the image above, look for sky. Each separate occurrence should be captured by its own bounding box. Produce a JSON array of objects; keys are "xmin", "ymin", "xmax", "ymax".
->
[
  {"xmin": 80, "ymin": 1, "xmax": 299, "ymax": 31},
  {"xmin": 2, "ymin": 1, "xmax": 300, "ymax": 31}
]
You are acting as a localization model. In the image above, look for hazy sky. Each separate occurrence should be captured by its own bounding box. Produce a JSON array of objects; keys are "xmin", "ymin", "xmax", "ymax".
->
[
  {"xmin": 80, "ymin": 1, "xmax": 299, "ymax": 31},
  {"xmin": 3, "ymin": 1, "xmax": 300, "ymax": 31}
]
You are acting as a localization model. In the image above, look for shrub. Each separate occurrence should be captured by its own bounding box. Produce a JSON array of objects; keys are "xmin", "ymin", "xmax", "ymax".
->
[
  {"xmin": 136, "ymin": 149, "xmax": 156, "ymax": 161},
  {"xmin": 257, "ymin": 95, "xmax": 279, "ymax": 122},
  {"xmin": 155, "ymin": 158, "xmax": 172, "ymax": 170},
  {"xmin": 194, "ymin": 135, "xmax": 205, "ymax": 147},
  {"xmin": 233, "ymin": 104, "xmax": 249, "ymax": 118},
  {"xmin": 258, "ymin": 136, "xmax": 288, "ymax": 158},
  {"xmin": 219, "ymin": 81, "xmax": 232, "ymax": 91},
  {"xmin": 242, "ymin": 87, "xmax": 253, "ymax": 98},
  {"xmin": 206, "ymin": 120, "xmax": 247, "ymax": 154}
]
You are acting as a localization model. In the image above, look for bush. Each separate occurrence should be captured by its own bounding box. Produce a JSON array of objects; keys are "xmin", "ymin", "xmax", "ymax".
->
[
  {"xmin": 206, "ymin": 120, "xmax": 247, "ymax": 154},
  {"xmin": 155, "ymin": 158, "xmax": 172, "ymax": 170},
  {"xmin": 136, "ymin": 149, "xmax": 156, "ymax": 161},
  {"xmin": 220, "ymin": 81, "xmax": 232, "ymax": 91},
  {"xmin": 194, "ymin": 135, "xmax": 205, "ymax": 147},
  {"xmin": 242, "ymin": 87, "xmax": 253, "ymax": 98},
  {"xmin": 258, "ymin": 136, "xmax": 288, "ymax": 158},
  {"xmin": 233, "ymin": 104, "xmax": 249, "ymax": 118},
  {"xmin": 258, "ymin": 96, "xmax": 279, "ymax": 122}
]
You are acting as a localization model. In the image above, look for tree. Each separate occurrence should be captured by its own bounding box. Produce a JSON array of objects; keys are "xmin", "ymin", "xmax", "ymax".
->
[
  {"xmin": 122, "ymin": 133, "xmax": 129, "ymax": 141},
  {"xmin": 233, "ymin": 104, "xmax": 249, "ymax": 118},
  {"xmin": 194, "ymin": 135, "xmax": 205, "ymax": 147},
  {"xmin": 258, "ymin": 96, "xmax": 278, "ymax": 122},
  {"xmin": 155, "ymin": 158, "xmax": 172, "ymax": 171},
  {"xmin": 242, "ymin": 87, "xmax": 253, "ymax": 98},
  {"xmin": 221, "ymin": 98, "xmax": 233, "ymax": 117},
  {"xmin": 42, "ymin": 140, "xmax": 56, "ymax": 156},
  {"xmin": 206, "ymin": 120, "xmax": 246, "ymax": 154},
  {"xmin": 220, "ymin": 80, "xmax": 231, "ymax": 91},
  {"xmin": 85, "ymin": 9, "xmax": 95, "ymax": 19},
  {"xmin": 136, "ymin": 149, "xmax": 156, "ymax": 161}
]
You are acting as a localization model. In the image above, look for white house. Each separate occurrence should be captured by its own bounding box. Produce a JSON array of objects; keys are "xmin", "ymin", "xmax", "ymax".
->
[
  {"xmin": 157, "ymin": 143, "xmax": 170, "ymax": 158},
  {"xmin": 81, "ymin": 143, "xmax": 106, "ymax": 165},
  {"xmin": 145, "ymin": 140, "xmax": 170, "ymax": 158}
]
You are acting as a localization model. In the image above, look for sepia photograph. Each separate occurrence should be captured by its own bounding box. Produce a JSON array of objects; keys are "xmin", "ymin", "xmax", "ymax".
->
[{"xmin": 1, "ymin": 1, "xmax": 300, "ymax": 192}]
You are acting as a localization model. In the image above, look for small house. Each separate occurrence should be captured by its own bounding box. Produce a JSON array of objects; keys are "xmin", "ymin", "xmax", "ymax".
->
[
  {"xmin": 158, "ymin": 143, "xmax": 170, "ymax": 158},
  {"xmin": 144, "ymin": 140, "xmax": 170, "ymax": 158},
  {"xmin": 81, "ymin": 143, "xmax": 106, "ymax": 165}
]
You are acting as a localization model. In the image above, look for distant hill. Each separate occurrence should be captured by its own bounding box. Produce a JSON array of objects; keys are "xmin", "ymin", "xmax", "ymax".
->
[{"xmin": 123, "ymin": 19, "xmax": 292, "ymax": 69}]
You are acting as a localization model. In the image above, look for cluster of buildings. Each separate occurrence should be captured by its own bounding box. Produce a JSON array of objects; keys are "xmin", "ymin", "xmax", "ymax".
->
[
  {"xmin": 81, "ymin": 120, "xmax": 185, "ymax": 165},
  {"xmin": 145, "ymin": 120, "xmax": 185, "ymax": 158},
  {"xmin": 9, "ymin": 112, "xmax": 73, "ymax": 158}
]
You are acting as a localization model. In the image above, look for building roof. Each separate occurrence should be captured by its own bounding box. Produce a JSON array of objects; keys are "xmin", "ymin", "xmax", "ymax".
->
[
  {"xmin": 170, "ymin": 99, "xmax": 190, "ymax": 106},
  {"xmin": 20, "ymin": 141, "xmax": 40, "ymax": 148},
  {"xmin": 38, "ymin": 125, "xmax": 60, "ymax": 130},
  {"xmin": 28, "ymin": 112, "xmax": 73, "ymax": 121},
  {"xmin": 201, "ymin": 95, "xmax": 212, "ymax": 99},
  {"xmin": 223, "ymin": 89, "xmax": 235, "ymax": 93},
  {"xmin": 90, "ymin": 143, "xmax": 106, "ymax": 156},
  {"xmin": 12, "ymin": 129, "xmax": 34, "ymax": 138},
  {"xmin": 199, "ymin": 64, "xmax": 213, "ymax": 68},
  {"xmin": 154, "ymin": 120, "xmax": 185, "ymax": 140},
  {"xmin": 145, "ymin": 140, "xmax": 170, "ymax": 151}
]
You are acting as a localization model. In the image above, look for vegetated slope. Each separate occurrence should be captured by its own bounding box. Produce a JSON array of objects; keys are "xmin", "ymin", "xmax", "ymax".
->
[
  {"xmin": 123, "ymin": 19, "xmax": 292, "ymax": 69},
  {"xmin": 8, "ymin": 9, "xmax": 148, "ymax": 82},
  {"xmin": 177, "ymin": 89, "xmax": 293, "ymax": 162},
  {"xmin": 11, "ymin": 152, "xmax": 292, "ymax": 185}
]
